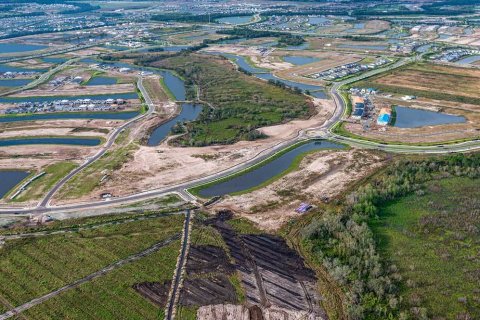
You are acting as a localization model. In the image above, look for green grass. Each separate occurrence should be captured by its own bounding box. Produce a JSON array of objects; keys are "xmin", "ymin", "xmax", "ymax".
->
[
  {"xmin": 13, "ymin": 162, "xmax": 77, "ymax": 202},
  {"xmin": 22, "ymin": 241, "xmax": 180, "ymax": 320},
  {"xmin": 176, "ymin": 306, "xmax": 197, "ymax": 320},
  {"xmin": 371, "ymin": 177, "xmax": 480, "ymax": 319},
  {"xmin": 57, "ymin": 143, "xmax": 138, "ymax": 199},
  {"xmin": 0, "ymin": 215, "xmax": 184, "ymax": 315},
  {"xmin": 227, "ymin": 217, "xmax": 263, "ymax": 235},
  {"xmin": 151, "ymin": 54, "xmax": 312, "ymax": 146}
]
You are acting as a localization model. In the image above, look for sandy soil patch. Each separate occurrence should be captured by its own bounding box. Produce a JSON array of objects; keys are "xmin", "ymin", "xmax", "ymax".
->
[
  {"xmin": 211, "ymin": 149, "xmax": 387, "ymax": 231},
  {"xmin": 0, "ymin": 127, "xmax": 109, "ymax": 139}
]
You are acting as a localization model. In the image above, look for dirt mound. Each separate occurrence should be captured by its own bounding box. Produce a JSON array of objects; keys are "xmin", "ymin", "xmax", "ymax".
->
[
  {"xmin": 197, "ymin": 304, "xmax": 326, "ymax": 320},
  {"xmin": 132, "ymin": 281, "xmax": 171, "ymax": 307}
]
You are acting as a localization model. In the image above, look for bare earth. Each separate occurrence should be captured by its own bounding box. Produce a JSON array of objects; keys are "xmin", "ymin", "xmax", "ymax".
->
[
  {"xmin": 55, "ymin": 98, "xmax": 333, "ymax": 204},
  {"xmin": 211, "ymin": 149, "xmax": 387, "ymax": 231}
]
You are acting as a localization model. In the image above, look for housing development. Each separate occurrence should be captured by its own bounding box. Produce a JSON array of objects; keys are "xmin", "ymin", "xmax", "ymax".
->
[{"xmin": 0, "ymin": 0, "xmax": 479, "ymax": 319}]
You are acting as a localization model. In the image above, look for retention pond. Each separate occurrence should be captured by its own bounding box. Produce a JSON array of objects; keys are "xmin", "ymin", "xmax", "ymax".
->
[
  {"xmin": 394, "ymin": 106, "xmax": 466, "ymax": 128},
  {"xmin": 0, "ymin": 170, "xmax": 29, "ymax": 199},
  {"xmin": 0, "ymin": 137, "xmax": 101, "ymax": 147},
  {"xmin": 197, "ymin": 140, "xmax": 344, "ymax": 197}
]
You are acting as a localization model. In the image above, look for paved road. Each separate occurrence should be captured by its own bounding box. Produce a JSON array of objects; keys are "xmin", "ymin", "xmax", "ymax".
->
[
  {"xmin": 37, "ymin": 76, "xmax": 155, "ymax": 208},
  {"xmin": 0, "ymin": 234, "xmax": 180, "ymax": 320},
  {"xmin": 1, "ymin": 54, "xmax": 480, "ymax": 215}
]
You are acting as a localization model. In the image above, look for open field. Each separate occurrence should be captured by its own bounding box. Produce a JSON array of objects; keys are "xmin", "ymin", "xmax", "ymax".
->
[
  {"xmin": 55, "ymin": 143, "xmax": 139, "ymax": 201},
  {"xmin": 13, "ymin": 161, "xmax": 77, "ymax": 202},
  {"xmin": 0, "ymin": 214, "xmax": 184, "ymax": 315},
  {"xmin": 149, "ymin": 53, "xmax": 313, "ymax": 146},
  {"xmin": 354, "ymin": 63, "xmax": 480, "ymax": 105},
  {"xmin": 372, "ymin": 177, "xmax": 480, "ymax": 319},
  {"xmin": 66, "ymin": 98, "xmax": 333, "ymax": 204},
  {"xmin": 22, "ymin": 241, "xmax": 180, "ymax": 320},
  {"xmin": 212, "ymin": 149, "xmax": 387, "ymax": 231}
]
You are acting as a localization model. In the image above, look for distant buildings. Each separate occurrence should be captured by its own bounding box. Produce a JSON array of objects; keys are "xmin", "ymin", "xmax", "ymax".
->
[{"xmin": 309, "ymin": 58, "xmax": 391, "ymax": 81}]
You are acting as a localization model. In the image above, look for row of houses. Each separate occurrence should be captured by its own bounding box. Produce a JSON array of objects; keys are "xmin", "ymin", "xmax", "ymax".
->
[
  {"xmin": 4, "ymin": 98, "xmax": 127, "ymax": 115},
  {"xmin": 309, "ymin": 58, "xmax": 391, "ymax": 81},
  {"xmin": 0, "ymin": 71, "xmax": 38, "ymax": 78},
  {"xmin": 430, "ymin": 48, "xmax": 480, "ymax": 63}
]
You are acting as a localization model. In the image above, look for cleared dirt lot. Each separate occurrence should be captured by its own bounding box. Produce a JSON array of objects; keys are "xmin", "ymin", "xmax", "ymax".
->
[
  {"xmin": 212, "ymin": 149, "xmax": 387, "ymax": 231},
  {"xmin": 371, "ymin": 64, "xmax": 480, "ymax": 99},
  {"xmin": 59, "ymin": 98, "xmax": 333, "ymax": 204}
]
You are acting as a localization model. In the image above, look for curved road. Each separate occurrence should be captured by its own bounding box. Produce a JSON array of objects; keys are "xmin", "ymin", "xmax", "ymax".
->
[
  {"xmin": 38, "ymin": 76, "xmax": 155, "ymax": 208},
  {"xmin": 1, "ymin": 55, "xmax": 480, "ymax": 215}
]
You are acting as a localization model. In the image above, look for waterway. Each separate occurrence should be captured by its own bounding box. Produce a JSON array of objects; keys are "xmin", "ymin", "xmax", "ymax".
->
[
  {"xmin": 0, "ymin": 79, "xmax": 32, "ymax": 87},
  {"xmin": 456, "ymin": 55, "xmax": 480, "ymax": 65},
  {"xmin": 0, "ymin": 111, "xmax": 139, "ymax": 123},
  {"xmin": 198, "ymin": 140, "xmax": 344, "ymax": 197},
  {"xmin": 283, "ymin": 56, "xmax": 320, "ymax": 65},
  {"xmin": 0, "ymin": 137, "xmax": 101, "ymax": 147},
  {"xmin": 394, "ymin": 106, "xmax": 466, "ymax": 128},
  {"xmin": 211, "ymin": 52, "xmax": 326, "ymax": 98},
  {"xmin": 0, "ymin": 43, "xmax": 48, "ymax": 54},
  {"xmin": 216, "ymin": 16, "xmax": 252, "ymax": 24},
  {"xmin": 0, "ymin": 64, "xmax": 47, "ymax": 73},
  {"xmin": 147, "ymin": 103, "xmax": 203, "ymax": 146},
  {"xmin": 0, "ymin": 170, "xmax": 29, "ymax": 198}
]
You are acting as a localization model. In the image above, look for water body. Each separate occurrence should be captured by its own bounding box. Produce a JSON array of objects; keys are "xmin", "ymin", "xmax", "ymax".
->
[
  {"xmin": 147, "ymin": 103, "xmax": 203, "ymax": 146},
  {"xmin": 415, "ymin": 44, "xmax": 432, "ymax": 53},
  {"xmin": 0, "ymin": 64, "xmax": 47, "ymax": 73},
  {"xmin": 198, "ymin": 140, "xmax": 344, "ymax": 197},
  {"xmin": 42, "ymin": 57, "xmax": 68, "ymax": 64},
  {"xmin": 283, "ymin": 56, "xmax": 320, "ymax": 65},
  {"xmin": 338, "ymin": 44, "xmax": 388, "ymax": 51},
  {"xmin": 85, "ymin": 76, "xmax": 117, "ymax": 86},
  {"xmin": 0, "ymin": 111, "xmax": 139, "ymax": 123},
  {"xmin": 394, "ymin": 106, "xmax": 466, "ymax": 128},
  {"xmin": 0, "ymin": 79, "xmax": 32, "ymax": 87},
  {"xmin": 0, "ymin": 43, "xmax": 48, "ymax": 54},
  {"xmin": 0, "ymin": 92, "xmax": 138, "ymax": 103},
  {"xmin": 216, "ymin": 16, "xmax": 252, "ymax": 24},
  {"xmin": 210, "ymin": 52, "xmax": 326, "ymax": 98},
  {"xmin": 219, "ymin": 53, "xmax": 267, "ymax": 74},
  {"xmin": 0, "ymin": 137, "xmax": 101, "ymax": 147},
  {"xmin": 456, "ymin": 55, "xmax": 480, "ymax": 65},
  {"xmin": 81, "ymin": 60, "xmax": 186, "ymax": 101},
  {"xmin": 256, "ymin": 73, "xmax": 327, "ymax": 98},
  {"xmin": 308, "ymin": 16, "xmax": 328, "ymax": 25},
  {"xmin": 0, "ymin": 170, "xmax": 30, "ymax": 198}
]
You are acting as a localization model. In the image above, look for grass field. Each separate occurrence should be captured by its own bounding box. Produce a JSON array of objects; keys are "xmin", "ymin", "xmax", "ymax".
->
[
  {"xmin": 57, "ymin": 143, "xmax": 138, "ymax": 199},
  {"xmin": 0, "ymin": 214, "xmax": 184, "ymax": 315},
  {"xmin": 13, "ymin": 162, "xmax": 77, "ymax": 202},
  {"xmin": 150, "ymin": 54, "xmax": 313, "ymax": 146},
  {"xmin": 371, "ymin": 177, "xmax": 480, "ymax": 319},
  {"xmin": 22, "ymin": 242, "xmax": 180, "ymax": 319},
  {"xmin": 353, "ymin": 63, "xmax": 480, "ymax": 105}
]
